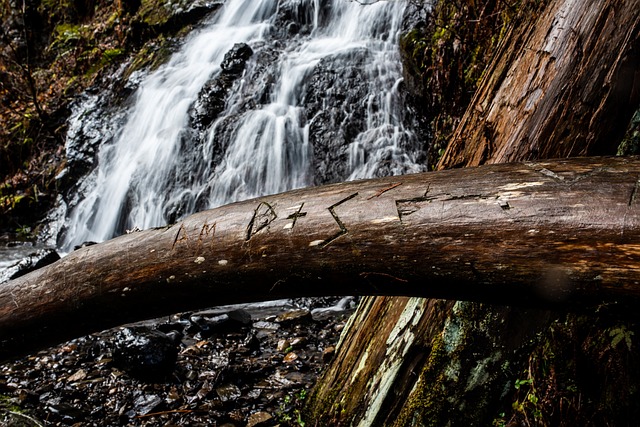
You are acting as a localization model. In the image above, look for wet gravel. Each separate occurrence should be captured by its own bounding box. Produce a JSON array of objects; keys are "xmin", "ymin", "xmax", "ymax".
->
[{"xmin": 0, "ymin": 297, "xmax": 355, "ymax": 426}]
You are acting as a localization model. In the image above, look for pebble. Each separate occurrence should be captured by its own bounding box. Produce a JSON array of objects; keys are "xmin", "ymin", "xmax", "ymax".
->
[
  {"xmin": 216, "ymin": 383, "xmax": 241, "ymax": 402},
  {"xmin": 112, "ymin": 326, "xmax": 178, "ymax": 380},
  {"xmin": 283, "ymin": 352, "xmax": 299, "ymax": 363},
  {"xmin": 277, "ymin": 339, "xmax": 290, "ymax": 352},
  {"xmin": 276, "ymin": 309, "xmax": 311, "ymax": 324},
  {"xmin": 247, "ymin": 411, "xmax": 273, "ymax": 427}
]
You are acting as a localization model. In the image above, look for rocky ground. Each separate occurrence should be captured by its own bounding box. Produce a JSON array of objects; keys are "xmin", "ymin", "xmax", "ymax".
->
[{"xmin": 0, "ymin": 268, "xmax": 355, "ymax": 427}]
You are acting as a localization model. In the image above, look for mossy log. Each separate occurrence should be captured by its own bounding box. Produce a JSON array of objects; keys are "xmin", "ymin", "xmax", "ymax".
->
[{"xmin": 3, "ymin": 157, "xmax": 640, "ymax": 360}]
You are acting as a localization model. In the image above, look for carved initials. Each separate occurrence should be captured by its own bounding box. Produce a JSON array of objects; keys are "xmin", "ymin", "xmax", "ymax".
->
[
  {"xmin": 172, "ymin": 223, "xmax": 190, "ymax": 250},
  {"xmin": 197, "ymin": 221, "xmax": 217, "ymax": 250},
  {"xmin": 285, "ymin": 203, "xmax": 307, "ymax": 229},
  {"xmin": 246, "ymin": 202, "xmax": 278, "ymax": 241},
  {"xmin": 395, "ymin": 185, "xmax": 431, "ymax": 220},
  {"xmin": 319, "ymin": 193, "xmax": 358, "ymax": 248}
]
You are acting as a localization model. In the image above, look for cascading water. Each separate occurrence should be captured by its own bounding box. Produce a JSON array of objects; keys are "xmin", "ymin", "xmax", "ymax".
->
[{"xmin": 60, "ymin": 0, "xmax": 426, "ymax": 251}]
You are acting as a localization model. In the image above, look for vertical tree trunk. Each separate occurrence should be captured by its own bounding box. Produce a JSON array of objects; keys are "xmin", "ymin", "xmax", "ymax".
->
[{"xmin": 305, "ymin": 0, "xmax": 640, "ymax": 425}]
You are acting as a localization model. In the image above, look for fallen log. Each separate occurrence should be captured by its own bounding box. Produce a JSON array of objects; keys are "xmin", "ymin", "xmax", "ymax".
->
[{"xmin": 2, "ymin": 156, "xmax": 640, "ymax": 360}]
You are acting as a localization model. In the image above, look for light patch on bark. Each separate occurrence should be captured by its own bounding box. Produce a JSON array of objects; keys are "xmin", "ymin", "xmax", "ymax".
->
[
  {"xmin": 371, "ymin": 216, "xmax": 400, "ymax": 224},
  {"xmin": 465, "ymin": 352, "xmax": 503, "ymax": 392},
  {"xmin": 442, "ymin": 301, "xmax": 465, "ymax": 353},
  {"xmin": 357, "ymin": 298, "xmax": 428, "ymax": 427},
  {"xmin": 445, "ymin": 359, "xmax": 462, "ymax": 382},
  {"xmin": 498, "ymin": 182, "xmax": 545, "ymax": 191},
  {"xmin": 351, "ymin": 348, "xmax": 370, "ymax": 380}
]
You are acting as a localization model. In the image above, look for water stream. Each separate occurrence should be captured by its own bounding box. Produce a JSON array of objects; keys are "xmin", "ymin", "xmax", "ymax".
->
[{"xmin": 60, "ymin": 0, "xmax": 426, "ymax": 251}]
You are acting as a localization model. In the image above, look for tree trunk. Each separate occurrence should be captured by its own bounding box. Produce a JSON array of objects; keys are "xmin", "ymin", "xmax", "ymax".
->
[
  {"xmin": 4, "ymin": 157, "xmax": 640, "ymax": 361},
  {"xmin": 305, "ymin": 0, "xmax": 640, "ymax": 425}
]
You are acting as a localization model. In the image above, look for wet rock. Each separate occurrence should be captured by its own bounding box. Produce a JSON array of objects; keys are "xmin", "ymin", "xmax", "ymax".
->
[
  {"xmin": 276, "ymin": 309, "xmax": 312, "ymax": 324},
  {"xmin": 228, "ymin": 308, "xmax": 252, "ymax": 325},
  {"xmin": 283, "ymin": 352, "xmax": 299, "ymax": 364},
  {"xmin": 239, "ymin": 331, "xmax": 261, "ymax": 354},
  {"xmin": 65, "ymin": 368, "xmax": 87, "ymax": 383},
  {"xmin": 62, "ymin": 92, "xmax": 130, "ymax": 191},
  {"xmin": 4, "ymin": 248, "xmax": 60, "ymax": 282},
  {"xmin": 311, "ymin": 296, "xmax": 357, "ymax": 320},
  {"xmin": 247, "ymin": 411, "xmax": 274, "ymax": 427},
  {"xmin": 133, "ymin": 393, "xmax": 162, "ymax": 416},
  {"xmin": 112, "ymin": 327, "xmax": 178, "ymax": 380},
  {"xmin": 252, "ymin": 321, "xmax": 281, "ymax": 331},
  {"xmin": 189, "ymin": 76, "xmax": 234, "ymax": 129},
  {"xmin": 273, "ymin": 0, "xmax": 331, "ymax": 35},
  {"xmin": 189, "ymin": 309, "xmax": 251, "ymax": 337},
  {"xmin": 216, "ymin": 383, "xmax": 241, "ymax": 402},
  {"xmin": 277, "ymin": 339, "xmax": 290, "ymax": 352},
  {"xmin": 45, "ymin": 401, "xmax": 86, "ymax": 423},
  {"xmin": 302, "ymin": 49, "xmax": 371, "ymax": 184},
  {"xmin": 189, "ymin": 44, "xmax": 253, "ymax": 130},
  {"xmin": 221, "ymin": 43, "xmax": 254, "ymax": 75},
  {"xmin": 0, "ymin": 298, "xmax": 350, "ymax": 425}
]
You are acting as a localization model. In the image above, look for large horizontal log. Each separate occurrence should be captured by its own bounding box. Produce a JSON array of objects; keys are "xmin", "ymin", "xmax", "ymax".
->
[{"xmin": 2, "ymin": 156, "xmax": 640, "ymax": 360}]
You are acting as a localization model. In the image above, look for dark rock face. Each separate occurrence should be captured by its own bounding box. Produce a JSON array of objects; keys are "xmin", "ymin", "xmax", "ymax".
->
[
  {"xmin": 189, "ymin": 43, "xmax": 254, "ymax": 130},
  {"xmin": 112, "ymin": 326, "xmax": 178, "ymax": 380},
  {"xmin": 272, "ymin": 0, "xmax": 332, "ymax": 37},
  {"xmin": 221, "ymin": 43, "xmax": 254, "ymax": 75},
  {"xmin": 2, "ymin": 248, "xmax": 61, "ymax": 282},
  {"xmin": 301, "ymin": 49, "xmax": 371, "ymax": 184},
  {"xmin": 189, "ymin": 75, "xmax": 235, "ymax": 129}
]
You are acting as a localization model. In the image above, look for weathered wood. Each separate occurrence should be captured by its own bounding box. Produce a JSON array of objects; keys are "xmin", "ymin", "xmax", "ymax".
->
[
  {"xmin": 439, "ymin": 0, "xmax": 640, "ymax": 167},
  {"xmin": 2, "ymin": 157, "xmax": 640, "ymax": 360},
  {"xmin": 306, "ymin": 0, "xmax": 640, "ymax": 425}
]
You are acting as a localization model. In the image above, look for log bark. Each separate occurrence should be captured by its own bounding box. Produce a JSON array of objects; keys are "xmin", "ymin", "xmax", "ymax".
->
[
  {"xmin": 2, "ymin": 157, "xmax": 640, "ymax": 360},
  {"xmin": 439, "ymin": 0, "xmax": 640, "ymax": 167},
  {"xmin": 305, "ymin": 0, "xmax": 640, "ymax": 425}
]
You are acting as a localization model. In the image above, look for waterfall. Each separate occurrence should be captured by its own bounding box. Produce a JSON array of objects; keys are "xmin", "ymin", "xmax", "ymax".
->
[{"xmin": 61, "ymin": 0, "xmax": 426, "ymax": 251}]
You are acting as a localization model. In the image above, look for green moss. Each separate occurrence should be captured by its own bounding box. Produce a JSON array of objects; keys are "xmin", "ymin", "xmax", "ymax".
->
[
  {"xmin": 136, "ymin": 0, "xmax": 173, "ymax": 27},
  {"xmin": 49, "ymin": 23, "xmax": 92, "ymax": 56},
  {"xmin": 396, "ymin": 334, "xmax": 450, "ymax": 427},
  {"xmin": 124, "ymin": 35, "xmax": 176, "ymax": 78},
  {"xmin": 617, "ymin": 108, "xmax": 640, "ymax": 156},
  {"xmin": 84, "ymin": 47, "xmax": 126, "ymax": 76},
  {"xmin": 494, "ymin": 314, "xmax": 640, "ymax": 426}
]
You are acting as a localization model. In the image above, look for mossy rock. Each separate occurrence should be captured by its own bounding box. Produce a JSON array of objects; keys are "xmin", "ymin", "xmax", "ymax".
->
[{"xmin": 135, "ymin": 0, "xmax": 220, "ymax": 28}]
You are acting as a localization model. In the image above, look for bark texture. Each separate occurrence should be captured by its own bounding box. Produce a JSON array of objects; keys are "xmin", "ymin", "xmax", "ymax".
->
[
  {"xmin": 305, "ymin": 0, "xmax": 640, "ymax": 425},
  {"xmin": 439, "ymin": 0, "xmax": 640, "ymax": 167},
  {"xmin": 4, "ymin": 158, "xmax": 640, "ymax": 361}
]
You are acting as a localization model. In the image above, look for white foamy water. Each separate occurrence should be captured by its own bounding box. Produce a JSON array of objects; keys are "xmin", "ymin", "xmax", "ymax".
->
[{"xmin": 61, "ymin": 0, "xmax": 425, "ymax": 250}]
